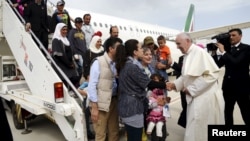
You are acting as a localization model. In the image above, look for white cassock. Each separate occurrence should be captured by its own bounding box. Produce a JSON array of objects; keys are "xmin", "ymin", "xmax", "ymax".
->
[{"xmin": 174, "ymin": 44, "xmax": 225, "ymax": 141}]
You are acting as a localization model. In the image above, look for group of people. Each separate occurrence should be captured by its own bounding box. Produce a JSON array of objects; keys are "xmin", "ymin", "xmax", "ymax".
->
[
  {"xmin": 6, "ymin": 1, "xmax": 250, "ymax": 141},
  {"xmin": 86, "ymin": 29, "xmax": 250, "ymax": 141}
]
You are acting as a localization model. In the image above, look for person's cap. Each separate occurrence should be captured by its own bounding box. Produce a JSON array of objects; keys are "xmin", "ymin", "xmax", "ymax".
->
[
  {"xmin": 57, "ymin": 1, "xmax": 65, "ymax": 6},
  {"xmin": 143, "ymin": 36, "xmax": 154, "ymax": 45},
  {"xmin": 74, "ymin": 17, "xmax": 83, "ymax": 23}
]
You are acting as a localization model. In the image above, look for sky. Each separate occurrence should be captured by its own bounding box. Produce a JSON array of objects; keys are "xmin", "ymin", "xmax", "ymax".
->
[{"xmin": 50, "ymin": 0, "xmax": 250, "ymax": 44}]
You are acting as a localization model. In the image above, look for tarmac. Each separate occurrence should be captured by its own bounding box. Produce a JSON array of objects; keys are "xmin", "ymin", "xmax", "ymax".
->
[{"xmin": 5, "ymin": 67, "xmax": 244, "ymax": 141}]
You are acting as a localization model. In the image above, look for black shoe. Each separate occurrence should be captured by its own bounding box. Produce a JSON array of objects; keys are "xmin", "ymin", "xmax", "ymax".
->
[{"xmin": 87, "ymin": 132, "xmax": 95, "ymax": 139}]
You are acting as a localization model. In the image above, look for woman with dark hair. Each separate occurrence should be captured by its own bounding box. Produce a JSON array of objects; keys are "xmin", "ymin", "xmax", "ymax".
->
[{"xmin": 115, "ymin": 39, "xmax": 168, "ymax": 141}]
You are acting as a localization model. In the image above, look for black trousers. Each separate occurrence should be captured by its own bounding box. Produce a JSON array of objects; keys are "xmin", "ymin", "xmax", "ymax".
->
[
  {"xmin": 0, "ymin": 99, "xmax": 13, "ymax": 141},
  {"xmin": 223, "ymin": 89, "xmax": 250, "ymax": 126},
  {"xmin": 84, "ymin": 106, "xmax": 93, "ymax": 135},
  {"xmin": 150, "ymin": 122, "xmax": 167, "ymax": 141},
  {"xmin": 177, "ymin": 91, "xmax": 187, "ymax": 128},
  {"xmin": 125, "ymin": 124, "xmax": 143, "ymax": 141},
  {"xmin": 32, "ymin": 29, "xmax": 49, "ymax": 57},
  {"xmin": 33, "ymin": 29, "xmax": 48, "ymax": 49}
]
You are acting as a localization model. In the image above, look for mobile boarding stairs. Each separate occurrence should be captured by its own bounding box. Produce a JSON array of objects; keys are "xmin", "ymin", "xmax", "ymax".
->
[{"xmin": 0, "ymin": 0, "xmax": 87, "ymax": 140}]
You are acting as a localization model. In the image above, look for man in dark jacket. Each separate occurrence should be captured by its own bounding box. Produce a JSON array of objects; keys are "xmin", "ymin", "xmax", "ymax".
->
[
  {"xmin": 68, "ymin": 17, "xmax": 87, "ymax": 78},
  {"xmin": 213, "ymin": 28, "xmax": 250, "ymax": 126},
  {"xmin": 24, "ymin": 0, "xmax": 49, "ymax": 50},
  {"xmin": 171, "ymin": 55, "xmax": 187, "ymax": 128}
]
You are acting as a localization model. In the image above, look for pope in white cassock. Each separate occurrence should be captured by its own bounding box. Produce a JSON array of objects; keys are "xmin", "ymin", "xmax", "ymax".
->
[{"xmin": 167, "ymin": 33, "xmax": 225, "ymax": 141}]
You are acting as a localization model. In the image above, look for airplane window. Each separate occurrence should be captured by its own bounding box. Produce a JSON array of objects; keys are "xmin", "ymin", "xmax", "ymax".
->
[
  {"xmin": 147, "ymin": 30, "xmax": 149, "ymax": 33},
  {"xmin": 130, "ymin": 27, "xmax": 133, "ymax": 31},
  {"xmin": 105, "ymin": 24, "xmax": 108, "ymax": 28},
  {"xmin": 119, "ymin": 26, "xmax": 122, "ymax": 30},
  {"xmin": 144, "ymin": 29, "xmax": 146, "ymax": 33},
  {"xmin": 136, "ymin": 28, "xmax": 138, "ymax": 32},
  {"xmin": 140, "ymin": 29, "xmax": 142, "ymax": 32},
  {"xmin": 93, "ymin": 22, "xmax": 97, "ymax": 27},
  {"xmin": 124, "ymin": 26, "xmax": 127, "ymax": 30},
  {"xmin": 99, "ymin": 23, "xmax": 103, "ymax": 27}
]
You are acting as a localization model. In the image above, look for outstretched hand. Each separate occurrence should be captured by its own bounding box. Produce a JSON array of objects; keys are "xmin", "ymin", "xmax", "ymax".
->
[{"xmin": 166, "ymin": 82, "xmax": 175, "ymax": 91}]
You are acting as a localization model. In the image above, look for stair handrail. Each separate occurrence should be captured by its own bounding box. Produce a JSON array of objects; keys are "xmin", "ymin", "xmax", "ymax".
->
[{"xmin": 5, "ymin": 0, "xmax": 83, "ymax": 102}]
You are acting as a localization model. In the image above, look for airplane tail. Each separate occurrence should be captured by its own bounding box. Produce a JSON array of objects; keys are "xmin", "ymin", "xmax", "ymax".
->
[{"xmin": 184, "ymin": 4, "xmax": 195, "ymax": 32}]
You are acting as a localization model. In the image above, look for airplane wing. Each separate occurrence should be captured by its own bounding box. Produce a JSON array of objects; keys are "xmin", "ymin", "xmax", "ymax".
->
[{"xmin": 189, "ymin": 21, "xmax": 250, "ymax": 40}]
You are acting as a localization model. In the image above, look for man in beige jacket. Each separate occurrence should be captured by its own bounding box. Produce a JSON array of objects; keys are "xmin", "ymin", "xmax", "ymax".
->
[{"xmin": 87, "ymin": 37, "xmax": 122, "ymax": 141}]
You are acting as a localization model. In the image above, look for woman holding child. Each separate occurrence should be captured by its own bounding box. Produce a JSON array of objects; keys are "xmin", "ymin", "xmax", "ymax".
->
[{"xmin": 115, "ymin": 39, "xmax": 168, "ymax": 141}]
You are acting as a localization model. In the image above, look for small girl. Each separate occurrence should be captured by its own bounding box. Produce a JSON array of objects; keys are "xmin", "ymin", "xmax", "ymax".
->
[{"xmin": 146, "ymin": 73, "xmax": 171, "ymax": 137}]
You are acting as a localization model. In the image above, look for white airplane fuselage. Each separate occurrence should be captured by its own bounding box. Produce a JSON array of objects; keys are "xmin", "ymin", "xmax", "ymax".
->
[
  {"xmin": 65, "ymin": 7, "xmax": 183, "ymax": 64},
  {"xmin": 47, "ymin": 2, "xmax": 250, "ymax": 74}
]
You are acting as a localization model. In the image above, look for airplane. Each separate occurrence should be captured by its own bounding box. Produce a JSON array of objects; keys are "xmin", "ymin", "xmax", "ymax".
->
[
  {"xmin": 46, "ymin": 0, "xmax": 250, "ymax": 71},
  {"xmin": 46, "ymin": 0, "xmax": 192, "ymax": 66}
]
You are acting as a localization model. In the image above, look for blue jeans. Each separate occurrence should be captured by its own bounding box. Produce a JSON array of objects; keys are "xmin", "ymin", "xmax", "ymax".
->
[
  {"xmin": 158, "ymin": 60, "xmax": 168, "ymax": 81},
  {"xmin": 74, "ymin": 54, "xmax": 83, "ymax": 77}
]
